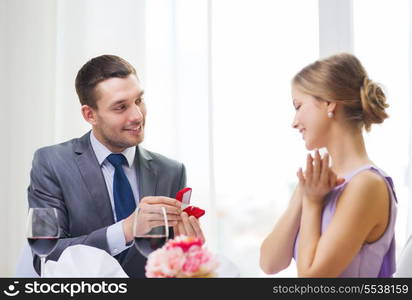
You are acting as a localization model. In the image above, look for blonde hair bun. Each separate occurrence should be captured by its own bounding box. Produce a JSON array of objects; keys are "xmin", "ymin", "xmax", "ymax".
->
[
  {"xmin": 360, "ymin": 77, "xmax": 389, "ymax": 131},
  {"xmin": 293, "ymin": 53, "xmax": 389, "ymax": 131}
]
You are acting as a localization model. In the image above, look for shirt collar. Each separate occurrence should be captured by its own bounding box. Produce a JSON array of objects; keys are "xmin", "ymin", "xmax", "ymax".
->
[{"xmin": 90, "ymin": 130, "xmax": 136, "ymax": 167}]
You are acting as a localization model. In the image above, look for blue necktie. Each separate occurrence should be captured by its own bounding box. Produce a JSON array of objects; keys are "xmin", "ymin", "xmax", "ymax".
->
[
  {"xmin": 107, "ymin": 154, "xmax": 136, "ymax": 263},
  {"xmin": 107, "ymin": 154, "xmax": 136, "ymax": 221}
]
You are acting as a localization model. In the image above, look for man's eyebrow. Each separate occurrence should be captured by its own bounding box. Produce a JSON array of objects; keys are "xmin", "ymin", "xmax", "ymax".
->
[
  {"xmin": 110, "ymin": 91, "xmax": 145, "ymax": 107},
  {"xmin": 136, "ymin": 90, "xmax": 145, "ymax": 100},
  {"xmin": 110, "ymin": 99, "xmax": 127, "ymax": 107}
]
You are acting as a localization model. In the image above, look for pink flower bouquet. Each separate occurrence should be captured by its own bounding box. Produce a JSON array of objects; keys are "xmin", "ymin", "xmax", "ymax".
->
[{"xmin": 145, "ymin": 235, "xmax": 219, "ymax": 278}]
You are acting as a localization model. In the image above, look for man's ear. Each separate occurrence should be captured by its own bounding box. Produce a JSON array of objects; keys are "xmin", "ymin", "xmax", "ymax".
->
[{"xmin": 81, "ymin": 105, "xmax": 97, "ymax": 125}]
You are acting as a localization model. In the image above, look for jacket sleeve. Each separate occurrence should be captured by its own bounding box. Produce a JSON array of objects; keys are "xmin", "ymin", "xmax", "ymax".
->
[
  {"xmin": 177, "ymin": 163, "xmax": 187, "ymax": 191},
  {"xmin": 27, "ymin": 148, "xmax": 111, "ymax": 274}
]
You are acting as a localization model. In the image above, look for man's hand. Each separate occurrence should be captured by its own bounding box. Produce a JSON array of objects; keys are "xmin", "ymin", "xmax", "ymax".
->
[
  {"xmin": 123, "ymin": 196, "xmax": 182, "ymax": 243},
  {"xmin": 174, "ymin": 212, "xmax": 205, "ymax": 243}
]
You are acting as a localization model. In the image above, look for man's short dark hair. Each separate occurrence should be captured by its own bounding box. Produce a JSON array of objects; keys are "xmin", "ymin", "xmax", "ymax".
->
[{"xmin": 75, "ymin": 55, "xmax": 137, "ymax": 109}]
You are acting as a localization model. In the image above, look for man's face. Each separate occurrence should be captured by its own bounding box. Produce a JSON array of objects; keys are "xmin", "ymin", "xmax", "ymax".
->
[{"xmin": 90, "ymin": 74, "xmax": 146, "ymax": 153}]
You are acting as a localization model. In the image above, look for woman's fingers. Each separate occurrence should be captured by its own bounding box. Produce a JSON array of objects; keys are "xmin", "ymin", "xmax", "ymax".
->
[
  {"xmin": 297, "ymin": 167, "xmax": 305, "ymax": 184},
  {"xmin": 328, "ymin": 169, "xmax": 336, "ymax": 187},
  {"xmin": 320, "ymin": 153, "xmax": 329, "ymax": 184},
  {"xmin": 313, "ymin": 149, "xmax": 321, "ymax": 182},
  {"xmin": 306, "ymin": 153, "xmax": 313, "ymax": 183},
  {"xmin": 336, "ymin": 177, "xmax": 345, "ymax": 185}
]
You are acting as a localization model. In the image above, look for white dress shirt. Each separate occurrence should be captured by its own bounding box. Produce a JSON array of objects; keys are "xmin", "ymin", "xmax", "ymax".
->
[{"xmin": 90, "ymin": 131, "xmax": 140, "ymax": 256}]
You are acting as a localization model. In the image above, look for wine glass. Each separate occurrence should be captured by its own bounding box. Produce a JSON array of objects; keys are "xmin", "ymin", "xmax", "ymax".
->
[
  {"xmin": 26, "ymin": 208, "xmax": 59, "ymax": 277},
  {"xmin": 134, "ymin": 206, "xmax": 169, "ymax": 257}
]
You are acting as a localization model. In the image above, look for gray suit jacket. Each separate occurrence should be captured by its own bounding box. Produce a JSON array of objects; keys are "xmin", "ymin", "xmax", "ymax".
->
[{"xmin": 28, "ymin": 131, "xmax": 186, "ymax": 277}]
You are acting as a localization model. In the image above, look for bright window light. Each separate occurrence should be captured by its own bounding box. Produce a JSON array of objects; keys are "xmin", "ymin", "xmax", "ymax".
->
[
  {"xmin": 354, "ymin": 0, "xmax": 410, "ymax": 258},
  {"xmin": 212, "ymin": 0, "xmax": 319, "ymax": 277}
]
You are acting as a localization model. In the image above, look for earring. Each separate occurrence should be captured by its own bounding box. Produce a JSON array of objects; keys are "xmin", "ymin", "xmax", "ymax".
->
[{"xmin": 327, "ymin": 111, "xmax": 334, "ymax": 118}]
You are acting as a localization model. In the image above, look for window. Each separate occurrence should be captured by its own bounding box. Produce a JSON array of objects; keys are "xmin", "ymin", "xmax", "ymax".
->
[
  {"xmin": 353, "ymin": 0, "xmax": 411, "ymax": 257},
  {"xmin": 212, "ymin": 0, "xmax": 319, "ymax": 276},
  {"xmin": 143, "ymin": 0, "xmax": 410, "ymax": 277}
]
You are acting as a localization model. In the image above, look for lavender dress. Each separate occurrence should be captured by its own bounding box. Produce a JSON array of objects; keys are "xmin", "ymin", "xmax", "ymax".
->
[{"xmin": 293, "ymin": 165, "xmax": 397, "ymax": 277}]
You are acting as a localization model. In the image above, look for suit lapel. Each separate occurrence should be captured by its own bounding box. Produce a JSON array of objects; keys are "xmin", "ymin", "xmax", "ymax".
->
[
  {"xmin": 136, "ymin": 146, "xmax": 157, "ymax": 200},
  {"xmin": 73, "ymin": 136, "xmax": 158, "ymax": 268},
  {"xmin": 74, "ymin": 132, "xmax": 115, "ymax": 226}
]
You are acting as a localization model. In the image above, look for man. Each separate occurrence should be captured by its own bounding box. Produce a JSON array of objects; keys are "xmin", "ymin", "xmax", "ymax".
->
[{"xmin": 28, "ymin": 55, "xmax": 204, "ymax": 277}]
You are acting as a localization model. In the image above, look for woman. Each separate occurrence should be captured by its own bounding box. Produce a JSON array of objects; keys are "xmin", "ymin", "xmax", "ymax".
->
[{"xmin": 260, "ymin": 53, "xmax": 397, "ymax": 277}]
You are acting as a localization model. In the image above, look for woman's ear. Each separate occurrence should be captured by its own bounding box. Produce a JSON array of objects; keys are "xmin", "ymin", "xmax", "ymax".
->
[{"xmin": 326, "ymin": 101, "xmax": 337, "ymax": 114}]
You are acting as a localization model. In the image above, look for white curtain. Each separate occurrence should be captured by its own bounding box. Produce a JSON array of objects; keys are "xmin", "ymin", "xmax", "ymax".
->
[
  {"xmin": 0, "ymin": 0, "xmax": 215, "ymax": 276},
  {"xmin": 0, "ymin": 0, "xmax": 150, "ymax": 275},
  {"xmin": 1, "ymin": 0, "xmax": 60, "ymax": 276}
]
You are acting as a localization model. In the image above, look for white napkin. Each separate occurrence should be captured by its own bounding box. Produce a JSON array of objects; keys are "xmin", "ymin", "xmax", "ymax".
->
[{"xmin": 44, "ymin": 245, "xmax": 128, "ymax": 277}]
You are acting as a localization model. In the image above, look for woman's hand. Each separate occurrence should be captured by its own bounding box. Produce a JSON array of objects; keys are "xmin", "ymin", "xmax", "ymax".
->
[{"xmin": 297, "ymin": 150, "xmax": 344, "ymax": 204}]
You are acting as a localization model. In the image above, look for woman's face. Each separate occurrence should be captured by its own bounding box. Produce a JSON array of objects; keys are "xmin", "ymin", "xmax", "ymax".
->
[{"xmin": 291, "ymin": 85, "xmax": 331, "ymax": 150}]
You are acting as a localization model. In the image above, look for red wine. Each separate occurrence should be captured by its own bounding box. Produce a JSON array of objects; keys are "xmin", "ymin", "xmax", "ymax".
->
[
  {"xmin": 28, "ymin": 237, "xmax": 58, "ymax": 256},
  {"xmin": 134, "ymin": 235, "xmax": 167, "ymax": 257}
]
